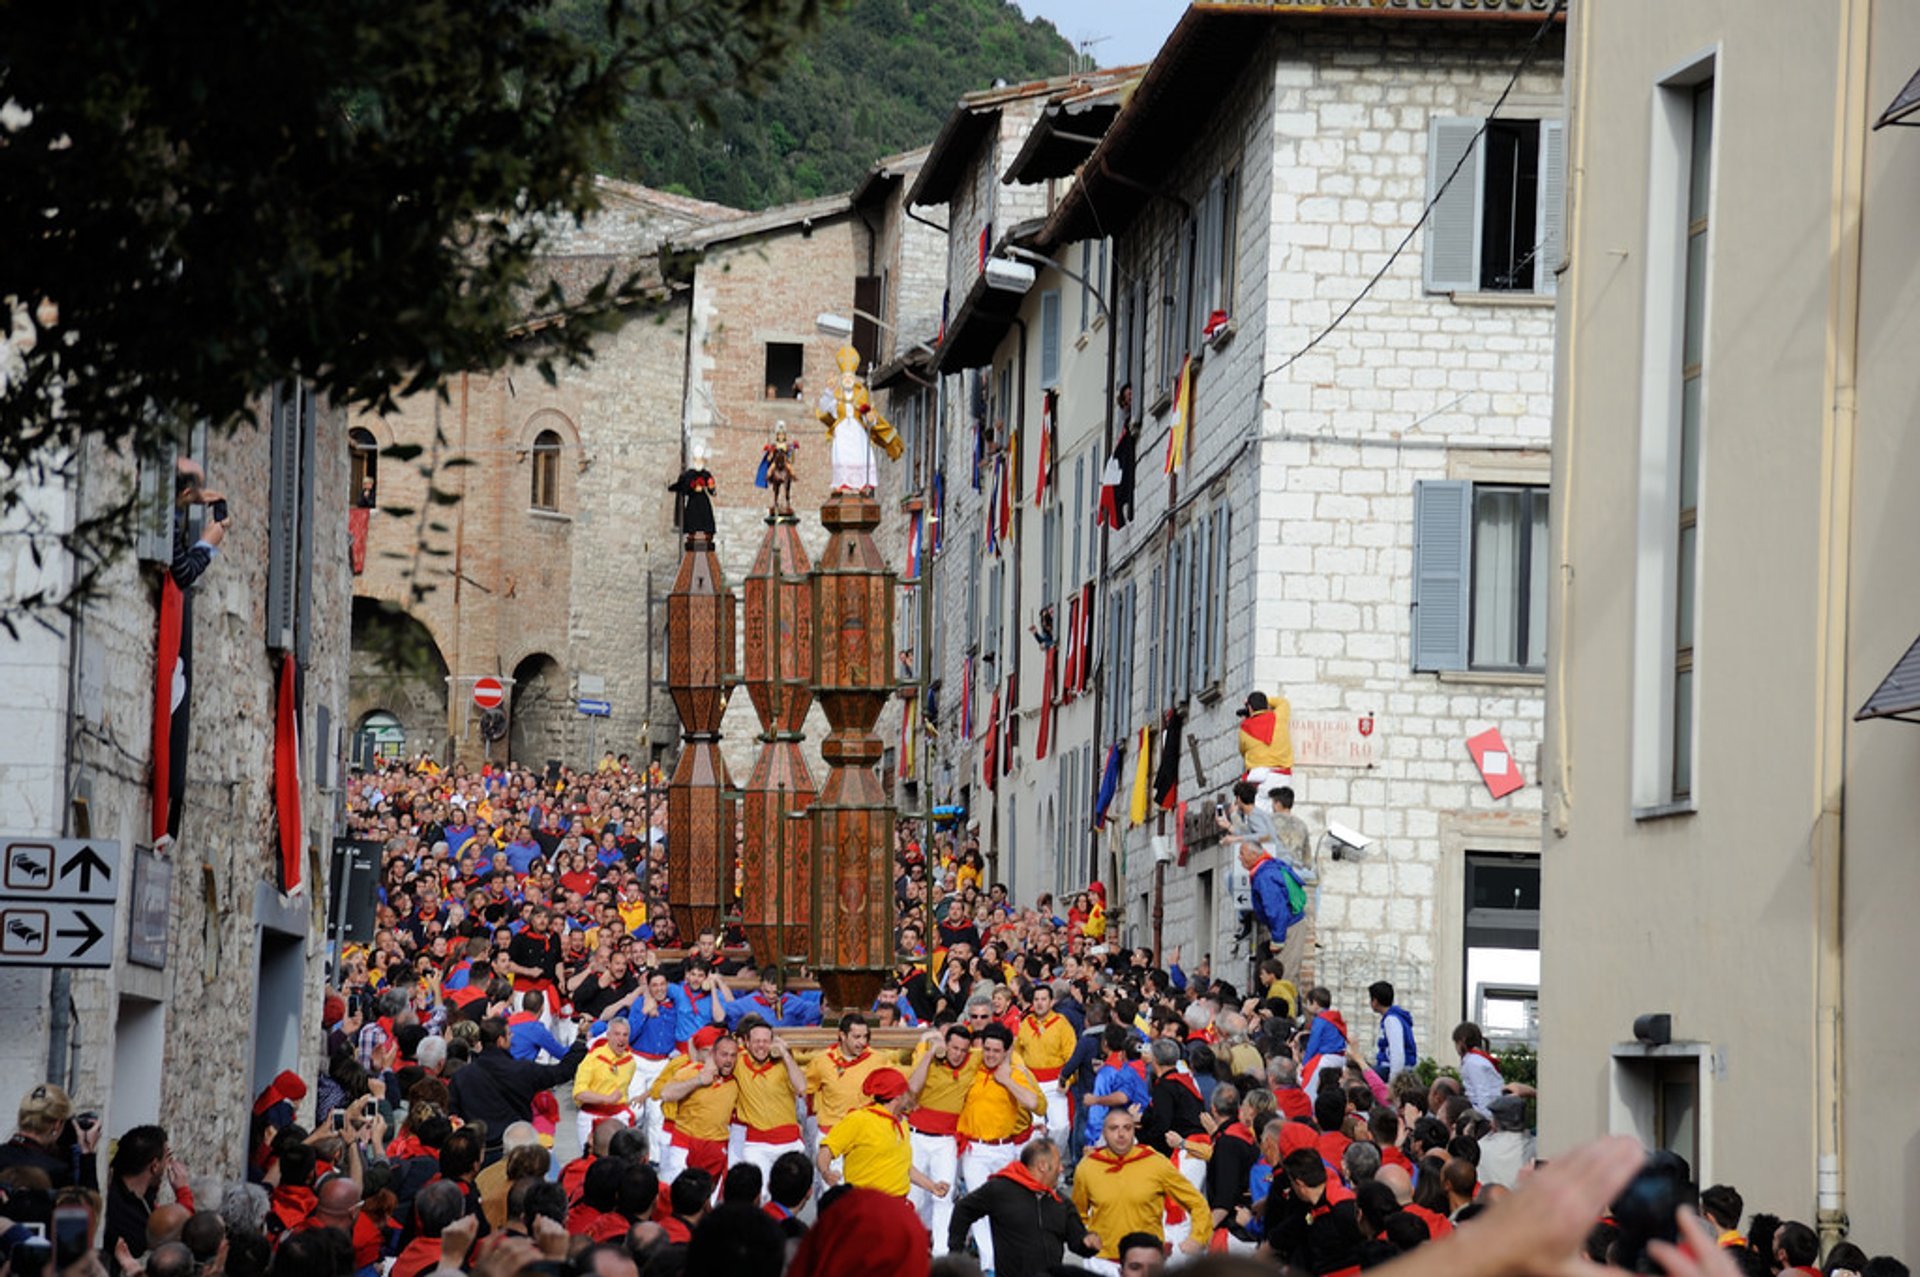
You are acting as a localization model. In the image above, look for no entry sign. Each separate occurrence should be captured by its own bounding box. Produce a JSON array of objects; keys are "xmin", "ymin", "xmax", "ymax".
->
[{"xmin": 472, "ymin": 677, "xmax": 505, "ymax": 710}]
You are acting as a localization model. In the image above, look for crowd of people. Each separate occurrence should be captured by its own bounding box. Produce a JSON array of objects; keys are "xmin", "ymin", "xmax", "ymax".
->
[{"xmin": 11, "ymin": 753, "xmax": 1905, "ymax": 1277}]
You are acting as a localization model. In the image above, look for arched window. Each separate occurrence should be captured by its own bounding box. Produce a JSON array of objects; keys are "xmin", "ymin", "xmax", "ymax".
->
[
  {"xmin": 355, "ymin": 710, "xmax": 406, "ymax": 768},
  {"xmin": 350, "ymin": 428, "xmax": 379, "ymax": 507},
  {"xmin": 531, "ymin": 429, "xmax": 562, "ymax": 511}
]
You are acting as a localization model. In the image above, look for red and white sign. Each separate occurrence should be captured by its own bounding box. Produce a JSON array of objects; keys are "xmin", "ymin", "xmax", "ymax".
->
[
  {"xmin": 1293, "ymin": 715, "xmax": 1379, "ymax": 768},
  {"xmin": 472, "ymin": 677, "xmax": 505, "ymax": 710},
  {"xmin": 1466, "ymin": 727, "xmax": 1525, "ymax": 799}
]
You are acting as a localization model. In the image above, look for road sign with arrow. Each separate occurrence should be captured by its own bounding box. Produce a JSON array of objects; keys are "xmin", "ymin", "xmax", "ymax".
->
[{"xmin": 0, "ymin": 838, "xmax": 121, "ymax": 968}]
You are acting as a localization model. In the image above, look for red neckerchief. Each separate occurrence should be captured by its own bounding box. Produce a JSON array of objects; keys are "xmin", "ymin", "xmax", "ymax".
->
[
  {"xmin": 992, "ymin": 1158, "xmax": 1061, "ymax": 1200},
  {"xmin": 864, "ymin": 1101, "xmax": 905, "ymax": 1138},
  {"xmin": 507, "ymin": 1011, "xmax": 538, "ymax": 1027},
  {"xmin": 1023, "ymin": 1012, "xmax": 1058, "ymax": 1033},
  {"xmin": 1465, "ymin": 1048, "xmax": 1502, "ymax": 1070},
  {"xmin": 1222, "ymin": 1121, "xmax": 1255, "ymax": 1145},
  {"xmin": 1087, "ymin": 1146, "xmax": 1153, "ymax": 1174},
  {"xmin": 1166, "ymin": 1072, "xmax": 1204, "ymax": 1103},
  {"xmin": 743, "ymin": 1055, "xmax": 783, "ymax": 1079},
  {"xmin": 830, "ymin": 1048, "xmax": 872, "ymax": 1073}
]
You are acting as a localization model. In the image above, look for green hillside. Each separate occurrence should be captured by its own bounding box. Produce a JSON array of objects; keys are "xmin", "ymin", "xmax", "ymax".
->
[{"xmin": 570, "ymin": 0, "xmax": 1077, "ymax": 209}]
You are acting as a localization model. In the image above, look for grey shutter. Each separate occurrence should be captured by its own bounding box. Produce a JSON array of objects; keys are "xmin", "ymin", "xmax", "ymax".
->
[
  {"xmin": 134, "ymin": 441, "xmax": 178, "ymax": 565},
  {"xmin": 266, "ymin": 383, "xmax": 303, "ymax": 651},
  {"xmin": 1176, "ymin": 220, "xmax": 1195, "ymax": 359},
  {"xmin": 1424, "ymin": 117, "xmax": 1485, "ymax": 293},
  {"xmin": 1412, "ymin": 479, "xmax": 1473, "ymax": 671},
  {"xmin": 1536, "ymin": 118, "xmax": 1567, "ymax": 297},
  {"xmin": 295, "ymin": 385, "xmax": 316, "ymax": 664},
  {"xmin": 1040, "ymin": 289, "xmax": 1061, "ymax": 387},
  {"xmin": 1132, "ymin": 279, "xmax": 1150, "ymax": 423}
]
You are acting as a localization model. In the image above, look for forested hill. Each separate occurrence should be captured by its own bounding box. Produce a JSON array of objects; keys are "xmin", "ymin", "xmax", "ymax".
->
[{"xmin": 574, "ymin": 0, "xmax": 1077, "ymax": 210}]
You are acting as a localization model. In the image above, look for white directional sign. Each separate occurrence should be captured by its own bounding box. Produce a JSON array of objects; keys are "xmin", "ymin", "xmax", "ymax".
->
[
  {"xmin": 1, "ymin": 839, "xmax": 121, "ymax": 903},
  {"xmin": 0, "ymin": 838, "xmax": 121, "ymax": 968},
  {"xmin": 0, "ymin": 902, "xmax": 113, "ymax": 967}
]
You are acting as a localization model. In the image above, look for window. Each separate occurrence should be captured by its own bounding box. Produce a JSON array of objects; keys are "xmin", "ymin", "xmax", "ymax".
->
[
  {"xmin": 1070, "ymin": 454, "xmax": 1086, "ymax": 586},
  {"xmin": 1207, "ymin": 503, "xmax": 1231, "ymax": 684},
  {"xmin": 349, "ymin": 428, "xmax": 378, "ymax": 506},
  {"xmin": 1156, "ymin": 242, "xmax": 1179, "ymax": 399},
  {"xmin": 531, "ymin": 429, "xmax": 562, "ymax": 511},
  {"xmin": 1464, "ymin": 851, "xmax": 1539, "ymax": 1044},
  {"xmin": 1167, "ymin": 538, "xmax": 1186, "ymax": 702},
  {"xmin": 1424, "ymin": 117, "xmax": 1566, "ymax": 296},
  {"xmin": 1217, "ymin": 169, "xmax": 1239, "ymax": 321},
  {"xmin": 1145, "ymin": 563, "xmax": 1163, "ymax": 715},
  {"xmin": 764, "ymin": 342, "xmax": 804, "ymax": 399},
  {"xmin": 1633, "ymin": 67, "xmax": 1713, "ymax": 814},
  {"xmin": 1041, "ymin": 503, "xmax": 1061, "ymax": 619},
  {"xmin": 1412, "ymin": 479, "xmax": 1548, "ymax": 674},
  {"xmin": 985, "ymin": 560, "xmax": 1003, "ymax": 670},
  {"xmin": 1188, "ymin": 518, "xmax": 1209, "ymax": 692},
  {"xmin": 1469, "ymin": 486, "xmax": 1548, "ymax": 671},
  {"xmin": 1078, "ymin": 242, "xmax": 1094, "ymax": 334},
  {"xmin": 966, "ymin": 530, "xmax": 981, "ymax": 651},
  {"xmin": 1039, "ymin": 290, "xmax": 1062, "ymax": 388}
]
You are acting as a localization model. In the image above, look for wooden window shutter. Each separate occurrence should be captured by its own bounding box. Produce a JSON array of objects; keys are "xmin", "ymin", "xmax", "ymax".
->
[
  {"xmin": 1536, "ymin": 118, "xmax": 1567, "ymax": 296},
  {"xmin": 1424, "ymin": 117, "xmax": 1485, "ymax": 294},
  {"xmin": 1411, "ymin": 479, "xmax": 1473, "ymax": 672}
]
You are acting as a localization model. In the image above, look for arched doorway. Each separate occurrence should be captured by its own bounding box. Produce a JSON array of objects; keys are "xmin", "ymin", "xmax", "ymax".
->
[
  {"xmin": 509, "ymin": 652, "xmax": 566, "ymax": 767},
  {"xmin": 354, "ymin": 710, "xmax": 407, "ymax": 768},
  {"xmin": 349, "ymin": 598, "xmax": 450, "ymax": 766}
]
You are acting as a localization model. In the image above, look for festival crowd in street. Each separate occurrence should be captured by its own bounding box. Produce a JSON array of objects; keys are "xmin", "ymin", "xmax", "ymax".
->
[{"xmin": 8, "ymin": 754, "xmax": 1904, "ymax": 1277}]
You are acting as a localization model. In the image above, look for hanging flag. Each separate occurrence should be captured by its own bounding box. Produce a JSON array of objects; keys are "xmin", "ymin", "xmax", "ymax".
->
[
  {"xmin": 151, "ymin": 572, "xmax": 192, "ymax": 846},
  {"xmin": 274, "ymin": 652, "xmax": 305, "ymax": 895},
  {"xmin": 1096, "ymin": 427, "xmax": 1137, "ymax": 530},
  {"xmin": 1002, "ymin": 689, "xmax": 1017, "ymax": 776},
  {"xmin": 1174, "ymin": 799, "xmax": 1191, "ymax": 867},
  {"xmin": 1034, "ymin": 390, "xmax": 1057, "ymax": 507},
  {"xmin": 1129, "ymin": 727, "xmax": 1153, "ymax": 826},
  {"xmin": 1075, "ymin": 581, "xmax": 1097, "ymax": 693},
  {"xmin": 900, "ymin": 693, "xmax": 918, "ymax": 781},
  {"xmin": 1061, "ymin": 594, "xmax": 1081, "ymax": 705},
  {"xmin": 1165, "ymin": 354, "xmax": 1193, "ymax": 474},
  {"xmin": 1153, "ymin": 707, "xmax": 1185, "ymax": 810},
  {"xmin": 348, "ymin": 507, "xmax": 370, "ymax": 575},
  {"xmin": 1000, "ymin": 426, "xmax": 1018, "ymax": 547},
  {"xmin": 960, "ymin": 657, "xmax": 974, "ymax": 740},
  {"xmin": 1036, "ymin": 649, "xmax": 1058, "ymax": 761},
  {"xmin": 977, "ymin": 223, "xmax": 992, "ymax": 273},
  {"xmin": 932, "ymin": 471, "xmax": 946, "ymax": 552},
  {"xmin": 983, "ymin": 688, "xmax": 1001, "ymax": 789},
  {"xmin": 1092, "ymin": 743, "xmax": 1123, "ymax": 831},
  {"xmin": 905, "ymin": 511, "xmax": 923, "ymax": 580}
]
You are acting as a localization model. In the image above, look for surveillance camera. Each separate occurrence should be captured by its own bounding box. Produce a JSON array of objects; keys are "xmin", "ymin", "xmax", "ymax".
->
[{"xmin": 1327, "ymin": 822, "xmax": 1373, "ymax": 860}]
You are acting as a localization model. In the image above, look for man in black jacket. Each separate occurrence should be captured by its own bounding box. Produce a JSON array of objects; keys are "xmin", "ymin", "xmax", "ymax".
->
[
  {"xmin": 1263, "ymin": 1148, "xmax": 1364, "ymax": 1276},
  {"xmin": 946, "ymin": 1138, "xmax": 1097, "ymax": 1277},
  {"xmin": 448, "ymin": 1016, "xmax": 587, "ymax": 1162}
]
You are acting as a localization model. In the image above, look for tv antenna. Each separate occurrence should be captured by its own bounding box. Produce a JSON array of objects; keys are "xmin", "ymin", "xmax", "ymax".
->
[{"xmin": 1076, "ymin": 34, "xmax": 1109, "ymax": 74}]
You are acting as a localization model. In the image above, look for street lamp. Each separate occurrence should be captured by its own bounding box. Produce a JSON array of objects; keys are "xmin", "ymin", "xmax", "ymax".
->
[{"xmin": 999, "ymin": 244, "xmax": 1109, "ymax": 322}]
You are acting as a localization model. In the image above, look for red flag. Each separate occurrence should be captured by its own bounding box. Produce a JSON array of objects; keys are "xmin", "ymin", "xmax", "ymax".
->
[
  {"xmin": 151, "ymin": 572, "xmax": 190, "ymax": 845},
  {"xmin": 1076, "ymin": 582, "xmax": 1097, "ymax": 693},
  {"xmin": 1061, "ymin": 595, "xmax": 1081, "ymax": 705},
  {"xmin": 983, "ymin": 688, "xmax": 1001, "ymax": 790},
  {"xmin": 1034, "ymin": 391, "xmax": 1057, "ymax": 508},
  {"xmin": 1036, "ymin": 650, "xmax": 1057, "ymax": 761},
  {"xmin": 348, "ymin": 507, "xmax": 370, "ymax": 575},
  {"xmin": 274, "ymin": 652, "xmax": 305, "ymax": 894},
  {"xmin": 1096, "ymin": 428, "xmax": 1136, "ymax": 531}
]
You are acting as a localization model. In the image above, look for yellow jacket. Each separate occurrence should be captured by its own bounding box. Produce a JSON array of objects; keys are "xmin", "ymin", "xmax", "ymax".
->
[
  {"xmin": 1072, "ymin": 1146, "xmax": 1210, "ymax": 1259},
  {"xmin": 572, "ymin": 1045, "xmax": 637, "ymax": 1113},
  {"xmin": 1015, "ymin": 1013, "xmax": 1076, "ymax": 1077}
]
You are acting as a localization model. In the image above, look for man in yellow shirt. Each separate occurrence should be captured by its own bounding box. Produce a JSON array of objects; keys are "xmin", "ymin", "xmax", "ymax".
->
[
  {"xmin": 804, "ymin": 1013, "xmax": 890, "ymax": 1144},
  {"xmin": 732, "ymin": 1015, "xmax": 807, "ymax": 1184},
  {"xmin": 1072, "ymin": 1109, "xmax": 1208, "ymax": 1273},
  {"xmin": 570, "ymin": 1017, "xmax": 637, "ymax": 1149},
  {"xmin": 1015, "ymin": 983, "xmax": 1077, "ymax": 1146},
  {"xmin": 819, "ymin": 1068, "xmax": 948, "ymax": 1201},
  {"xmin": 652, "ymin": 1025, "xmax": 738, "ymax": 1185},
  {"xmin": 956, "ymin": 1022, "xmax": 1045, "ymax": 1272},
  {"xmin": 904, "ymin": 1023, "xmax": 979, "ymax": 1245}
]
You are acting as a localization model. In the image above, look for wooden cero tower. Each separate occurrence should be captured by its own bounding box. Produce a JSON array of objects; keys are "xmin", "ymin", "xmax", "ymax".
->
[
  {"xmin": 807, "ymin": 493, "xmax": 896, "ymax": 1010},
  {"xmin": 739, "ymin": 515, "xmax": 816, "ymax": 968},
  {"xmin": 665, "ymin": 529, "xmax": 735, "ymax": 940}
]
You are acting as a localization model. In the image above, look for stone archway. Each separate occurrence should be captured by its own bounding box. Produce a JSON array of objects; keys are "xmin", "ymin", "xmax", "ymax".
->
[
  {"xmin": 509, "ymin": 652, "xmax": 567, "ymax": 767},
  {"xmin": 349, "ymin": 598, "xmax": 450, "ymax": 765}
]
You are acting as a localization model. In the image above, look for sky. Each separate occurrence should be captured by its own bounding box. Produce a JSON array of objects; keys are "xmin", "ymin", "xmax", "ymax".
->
[{"xmin": 1015, "ymin": 0, "xmax": 1185, "ymax": 70}]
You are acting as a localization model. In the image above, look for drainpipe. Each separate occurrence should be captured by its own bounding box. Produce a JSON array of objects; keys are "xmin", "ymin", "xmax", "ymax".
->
[{"xmin": 1812, "ymin": 0, "xmax": 1868, "ymax": 1254}]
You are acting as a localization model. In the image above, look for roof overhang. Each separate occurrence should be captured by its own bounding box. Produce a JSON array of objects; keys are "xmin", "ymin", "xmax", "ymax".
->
[
  {"xmin": 1001, "ymin": 81, "xmax": 1136, "ymax": 185},
  {"xmin": 1856, "ymin": 633, "xmax": 1920, "ymax": 723},
  {"xmin": 1036, "ymin": 0, "xmax": 1565, "ymax": 250},
  {"xmin": 1874, "ymin": 65, "xmax": 1920, "ymax": 129},
  {"xmin": 932, "ymin": 269, "xmax": 1027, "ymax": 373},
  {"xmin": 871, "ymin": 342, "xmax": 938, "ymax": 391},
  {"xmin": 852, "ymin": 146, "xmax": 932, "ymax": 209}
]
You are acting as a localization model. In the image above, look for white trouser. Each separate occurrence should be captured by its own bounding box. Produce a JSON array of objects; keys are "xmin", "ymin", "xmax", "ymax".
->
[
  {"xmin": 909, "ymin": 1131, "xmax": 959, "ymax": 1250},
  {"xmin": 728, "ymin": 1122, "xmax": 747, "ymax": 1169},
  {"xmin": 1164, "ymin": 1147, "xmax": 1208, "ymax": 1249},
  {"xmin": 959, "ymin": 1140, "xmax": 1024, "ymax": 1269},
  {"xmin": 576, "ymin": 1107, "xmax": 633, "ymax": 1152},
  {"xmin": 658, "ymin": 1134, "xmax": 688, "ymax": 1185},
  {"xmin": 627, "ymin": 1055, "xmax": 673, "ymax": 1164},
  {"xmin": 1037, "ymin": 1079, "xmax": 1070, "ymax": 1144},
  {"xmin": 739, "ymin": 1136, "xmax": 806, "ymax": 1196}
]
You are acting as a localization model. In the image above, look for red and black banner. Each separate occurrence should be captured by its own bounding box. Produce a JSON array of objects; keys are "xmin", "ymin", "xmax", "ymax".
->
[
  {"xmin": 150, "ymin": 573, "xmax": 191, "ymax": 846},
  {"xmin": 274, "ymin": 651, "xmax": 305, "ymax": 895}
]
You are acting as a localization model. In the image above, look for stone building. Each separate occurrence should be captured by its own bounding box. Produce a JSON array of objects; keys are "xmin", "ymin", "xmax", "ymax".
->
[
  {"xmin": 0, "ymin": 390, "xmax": 352, "ymax": 1179},
  {"xmin": 1543, "ymin": 0, "xmax": 1920, "ymax": 1254},
  {"xmin": 919, "ymin": 3, "xmax": 1565, "ymax": 1044}
]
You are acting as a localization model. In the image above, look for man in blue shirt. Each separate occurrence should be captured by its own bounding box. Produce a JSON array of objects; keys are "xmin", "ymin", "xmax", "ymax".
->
[
  {"xmin": 665, "ymin": 959, "xmax": 731, "ymax": 1049},
  {"xmin": 507, "ymin": 991, "xmax": 572, "ymax": 1061},
  {"xmin": 1083, "ymin": 1024, "xmax": 1151, "ymax": 1150},
  {"xmin": 504, "ymin": 824, "xmax": 544, "ymax": 876},
  {"xmin": 626, "ymin": 969, "xmax": 680, "ymax": 1161}
]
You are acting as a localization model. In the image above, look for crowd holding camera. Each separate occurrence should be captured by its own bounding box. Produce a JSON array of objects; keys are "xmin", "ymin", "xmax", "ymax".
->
[{"xmin": 5, "ymin": 753, "xmax": 1904, "ymax": 1277}]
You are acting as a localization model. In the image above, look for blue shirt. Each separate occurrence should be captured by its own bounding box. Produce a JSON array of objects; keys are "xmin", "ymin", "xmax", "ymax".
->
[
  {"xmin": 508, "ymin": 1016, "xmax": 569, "ymax": 1062},
  {"xmin": 504, "ymin": 840, "xmax": 543, "ymax": 875},
  {"xmin": 445, "ymin": 825, "xmax": 476, "ymax": 854},
  {"xmin": 731, "ymin": 991, "xmax": 823, "ymax": 1029},
  {"xmin": 627, "ymin": 1004, "xmax": 678, "ymax": 1058},
  {"xmin": 666, "ymin": 983, "xmax": 718, "ymax": 1046},
  {"xmin": 1085, "ymin": 1058, "xmax": 1151, "ymax": 1145}
]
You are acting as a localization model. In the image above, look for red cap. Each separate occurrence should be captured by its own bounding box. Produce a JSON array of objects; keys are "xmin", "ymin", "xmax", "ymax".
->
[
  {"xmin": 1278, "ymin": 1121, "xmax": 1319, "ymax": 1158},
  {"xmin": 323, "ymin": 994, "xmax": 347, "ymax": 1026},
  {"xmin": 690, "ymin": 1026, "xmax": 725, "ymax": 1050},
  {"xmin": 862, "ymin": 1068, "xmax": 909, "ymax": 1101}
]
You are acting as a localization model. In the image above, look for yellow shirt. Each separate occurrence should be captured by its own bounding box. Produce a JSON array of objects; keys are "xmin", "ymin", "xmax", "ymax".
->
[
  {"xmin": 907, "ymin": 1044, "xmax": 980, "ymax": 1133},
  {"xmin": 956, "ymin": 1060, "xmax": 1045, "ymax": 1142},
  {"xmin": 617, "ymin": 897, "xmax": 648, "ymax": 935},
  {"xmin": 650, "ymin": 1058, "xmax": 738, "ymax": 1143},
  {"xmin": 1015, "ymin": 1012, "xmax": 1077, "ymax": 1077},
  {"xmin": 734, "ymin": 1055, "xmax": 802, "ymax": 1136},
  {"xmin": 1072, "ymin": 1147, "xmax": 1210, "ymax": 1259},
  {"xmin": 572, "ymin": 1045, "xmax": 637, "ymax": 1114},
  {"xmin": 825, "ymin": 1104, "xmax": 914, "ymax": 1197},
  {"xmin": 806, "ymin": 1048, "xmax": 890, "ymax": 1132}
]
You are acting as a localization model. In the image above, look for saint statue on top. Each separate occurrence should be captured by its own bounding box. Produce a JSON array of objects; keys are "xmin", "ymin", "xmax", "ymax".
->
[{"xmin": 815, "ymin": 345, "xmax": 903, "ymax": 495}]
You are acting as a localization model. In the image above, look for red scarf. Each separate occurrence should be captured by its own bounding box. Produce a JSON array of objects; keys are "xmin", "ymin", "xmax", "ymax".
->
[
  {"xmin": 991, "ymin": 1158, "xmax": 1060, "ymax": 1200},
  {"xmin": 1222, "ymin": 1121, "xmax": 1255, "ymax": 1146},
  {"xmin": 864, "ymin": 1101, "xmax": 906, "ymax": 1138},
  {"xmin": 1087, "ymin": 1146, "xmax": 1154, "ymax": 1174},
  {"xmin": 1166, "ymin": 1072, "xmax": 1204, "ymax": 1103},
  {"xmin": 1464, "ymin": 1048, "xmax": 1503, "ymax": 1073}
]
